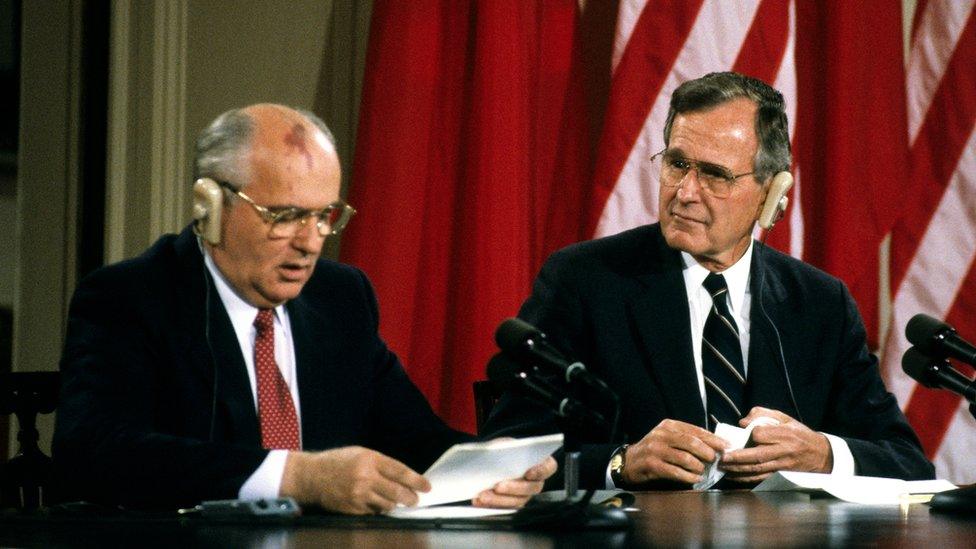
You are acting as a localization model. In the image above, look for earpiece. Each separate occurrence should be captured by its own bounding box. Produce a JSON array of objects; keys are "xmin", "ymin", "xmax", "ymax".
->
[
  {"xmin": 757, "ymin": 171, "xmax": 794, "ymax": 230},
  {"xmin": 193, "ymin": 178, "xmax": 223, "ymax": 245}
]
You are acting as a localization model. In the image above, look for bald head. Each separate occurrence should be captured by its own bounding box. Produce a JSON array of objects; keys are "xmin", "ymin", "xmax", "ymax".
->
[{"xmin": 193, "ymin": 103, "xmax": 337, "ymax": 190}]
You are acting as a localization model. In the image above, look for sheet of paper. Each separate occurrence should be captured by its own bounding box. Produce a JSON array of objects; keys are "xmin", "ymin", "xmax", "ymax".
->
[
  {"xmin": 387, "ymin": 506, "xmax": 516, "ymax": 519},
  {"xmin": 753, "ymin": 471, "xmax": 957, "ymax": 504},
  {"xmin": 694, "ymin": 417, "xmax": 780, "ymax": 490},
  {"xmin": 410, "ymin": 433, "xmax": 563, "ymax": 508}
]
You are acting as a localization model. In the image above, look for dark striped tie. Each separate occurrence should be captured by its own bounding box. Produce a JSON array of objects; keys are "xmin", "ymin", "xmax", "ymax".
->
[{"xmin": 702, "ymin": 273, "xmax": 746, "ymax": 430}]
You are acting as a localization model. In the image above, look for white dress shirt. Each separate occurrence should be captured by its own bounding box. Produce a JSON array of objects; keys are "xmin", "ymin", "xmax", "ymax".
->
[
  {"xmin": 202, "ymin": 247, "xmax": 301, "ymax": 499},
  {"xmin": 607, "ymin": 241, "xmax": 853, "ymax": 487}
]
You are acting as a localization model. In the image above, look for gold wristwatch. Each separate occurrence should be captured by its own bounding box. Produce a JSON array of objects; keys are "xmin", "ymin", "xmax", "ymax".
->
[{"xmin": 609, "ymin": 444, "xmax": 629, "ymax": 486}]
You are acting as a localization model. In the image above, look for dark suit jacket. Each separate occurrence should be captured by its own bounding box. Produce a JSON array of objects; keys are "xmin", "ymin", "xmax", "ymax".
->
[
  {"xmin": 483, "ymin": 224, "xmax": 933, "ymax": 488},
  {"xmin": 54, "ymin": 226, "xmax": 469, "ymax": 509}
]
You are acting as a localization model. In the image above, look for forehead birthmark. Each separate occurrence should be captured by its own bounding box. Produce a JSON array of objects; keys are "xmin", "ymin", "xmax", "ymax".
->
[{"xmin": 283, "ymin": 123, "xmax": 314, "ymax": 170}]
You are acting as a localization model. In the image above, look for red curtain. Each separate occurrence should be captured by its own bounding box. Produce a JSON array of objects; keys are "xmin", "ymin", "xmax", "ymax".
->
[{"xmin": 341, "ymin": 1, "xmax": 598, "ymax": 433}]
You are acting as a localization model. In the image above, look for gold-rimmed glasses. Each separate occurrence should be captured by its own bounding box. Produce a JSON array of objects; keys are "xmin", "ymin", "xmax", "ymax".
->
[
  {"xmin": 650, "ymin": 149, "xmax": 755, "ymax": 198},
  {"xmin": 215, "ymin": 180, "xmax": 356, "ymax": 238}
]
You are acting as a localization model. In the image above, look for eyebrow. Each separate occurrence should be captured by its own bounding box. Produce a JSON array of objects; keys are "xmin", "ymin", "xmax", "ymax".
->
[{"xmin": 665, "ymin": 148, "xmax": 734, "ymax": 173}]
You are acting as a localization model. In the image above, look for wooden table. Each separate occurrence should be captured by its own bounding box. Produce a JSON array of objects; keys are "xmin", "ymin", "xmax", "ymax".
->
[{"xmin": 1, "ymin": 490, "xmax": 973, "ymax": 547}]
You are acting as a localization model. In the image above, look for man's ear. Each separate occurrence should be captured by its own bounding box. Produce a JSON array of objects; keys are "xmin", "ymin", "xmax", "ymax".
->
[{"xmin": 757, "ymin": 172, "xmax": 794, "ymax": 230}]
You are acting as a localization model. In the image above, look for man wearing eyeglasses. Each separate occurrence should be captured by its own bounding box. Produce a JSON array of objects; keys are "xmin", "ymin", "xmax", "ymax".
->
[
  {"xmin": 483, "ymin": 73, "xmax": 932, "ymax": 489},
  {"xmin": 54, "ymin": 104, "xmax": 554, "ymax": 513}
]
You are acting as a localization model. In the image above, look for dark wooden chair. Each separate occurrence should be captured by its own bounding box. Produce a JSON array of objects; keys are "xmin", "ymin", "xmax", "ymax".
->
[
  {"xmin": 0, "ymin": 371, "xmax": 60, "ymax": 509},
  {"xmin": 473, "ymin": 379, "xmax": 504, "ymax": 436}
]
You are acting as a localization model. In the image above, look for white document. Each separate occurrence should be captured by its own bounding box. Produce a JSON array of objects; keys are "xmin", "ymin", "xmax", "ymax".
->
[
  {"xmin": 694, "ymin": 417, "xmax": 780, "ymax": 490},
  {"xmin": 387, "ymin": 506, "xmax": 516, "ymax": 519},
  {"xmin": 753, "ymin": 471, "xmax": 957, "ymax": 505},
  {"xmin": 409, "ymin": 433, "xmax": 564, "ymax": 509}
]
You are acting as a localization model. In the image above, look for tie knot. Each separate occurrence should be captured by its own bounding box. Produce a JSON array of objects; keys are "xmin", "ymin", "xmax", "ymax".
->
[
  {"xmin": 254, "ymin": 309, "xmax": 275, "ymax": 333},
  {"xmin": 703, "ymin": 273, "xmax": 729, "ymax": 300}
]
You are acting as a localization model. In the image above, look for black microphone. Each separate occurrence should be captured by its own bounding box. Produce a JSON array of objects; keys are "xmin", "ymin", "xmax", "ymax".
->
[
  {"xmin": 486, "ymin": 353, "xmax": 607, "ymax": 427},
  {"xmin": 902, "ymin": 347, "xmax": 976, "ymax": 403},
  {"xmin": 905, "ymin": 313, "xmax": 976, "ymax": 367},
  {"xmin": 495, "ymin": 318, "xmax": 610, "ymax": 395}
]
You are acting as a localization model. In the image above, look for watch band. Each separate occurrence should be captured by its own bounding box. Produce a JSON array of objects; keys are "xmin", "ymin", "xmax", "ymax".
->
[{"xmin": 610, "ymin": 443, "xmax": 630, "ymax": 486}]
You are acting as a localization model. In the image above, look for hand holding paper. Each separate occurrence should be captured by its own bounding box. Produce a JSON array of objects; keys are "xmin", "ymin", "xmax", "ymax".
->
[
  {"xmin": 721, "ymin": 407, "xmax": 833, "ymax": 483},
  {"xmin": 472, "ymin": 454, "xmax": 557, "ymax": 509},
  {"xmin": 411, "ymin": 434, "xmax": 563, "ymax": 509},
  {"xmin": 622, "ymin": 419, "xmax": 728, "ymax": 485},
  {"xmin": 694, "ymin": 416, "xmax": 779, "ymax": 490}
]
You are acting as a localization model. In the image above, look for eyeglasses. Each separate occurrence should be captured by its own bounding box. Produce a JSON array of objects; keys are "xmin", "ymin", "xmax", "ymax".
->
[
  {"xmin": 215, "ymin": 180, "xmax": 356, "ymax": 238},
  {"xmin": 650, "ymin": 149, "xmax": 755, "ymax": 198}
]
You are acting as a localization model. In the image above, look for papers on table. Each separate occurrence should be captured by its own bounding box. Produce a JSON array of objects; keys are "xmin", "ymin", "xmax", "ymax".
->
[
  {"xmin": 387, "ymin": 506, "xmax": 517, "ymax": 519},
  {"xmin": 404, "ymin": 433, "xmax": 564, "ymax": 511},
  {"xmin": 694, "ymin": 417, "xmax": 780, "ymax": 490},
  {"xmin": 753, "ymin": 471, "xmax": 957, "ymax": 505}
]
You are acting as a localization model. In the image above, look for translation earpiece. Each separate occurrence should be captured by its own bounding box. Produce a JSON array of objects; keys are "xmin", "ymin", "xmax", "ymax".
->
[
  {"xmin": 758, "ymin": 171, "xmax": 794, "ymax": 230},
  {"xmin": 193, "ymin": 178, "xmax": 223, "ymax": 245}
]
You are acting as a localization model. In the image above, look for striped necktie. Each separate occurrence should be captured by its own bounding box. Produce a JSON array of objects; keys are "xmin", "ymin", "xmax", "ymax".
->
[{"xmin": 701, "ymin": 273, "xmax": 746, "ymax": 430}]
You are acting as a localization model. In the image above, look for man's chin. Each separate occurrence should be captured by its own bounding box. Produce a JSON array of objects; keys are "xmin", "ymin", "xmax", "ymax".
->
[
  {"xmin": 662, "ymin": 226, "xmax": 704, "ymax": 255},
  {"xmin": 259, "ymin": 282, "xmax": 305, "ymax": 306}
]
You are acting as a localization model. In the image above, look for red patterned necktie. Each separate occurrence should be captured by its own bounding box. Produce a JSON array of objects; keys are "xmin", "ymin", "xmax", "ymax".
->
[{"xmin": 253, "ymin": 309, "xmax": 301, "ymax": 450}]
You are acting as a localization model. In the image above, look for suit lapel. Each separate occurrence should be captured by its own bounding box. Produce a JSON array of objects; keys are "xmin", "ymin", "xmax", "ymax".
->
[
  {"xmin": 629, "ymin": 230, "xmax": 708, "ymax": 428},
  {"xmin": 172, "ymin": 228, "xmax": 261, "ymax": 446},
  {"xmin": 287, "ymin": 294, "xmax": 347, "ymax": 451},
  {"xmin": 745, "ymin": 245, "xmax": 801, "ymax": 417}
]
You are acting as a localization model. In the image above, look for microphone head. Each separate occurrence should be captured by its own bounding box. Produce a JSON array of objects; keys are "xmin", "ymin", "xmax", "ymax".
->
[
  {"xmin": 495, "ymin": 317, "xmax": 544, "ymax": 353},
  {"xmin": 486, "ymin": 353, "xmax": 524, "ymax": 385},
  {"xmin": 905, "ymin": 313, "xmax": 954, "ymax": 355},
  {"xmin": 901, "ymin": 346, "xmax": 941, "ymax": 389}
]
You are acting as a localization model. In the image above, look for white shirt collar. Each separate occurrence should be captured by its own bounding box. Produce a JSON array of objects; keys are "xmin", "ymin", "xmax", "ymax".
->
[
  {"xmin": 680, "ymin": 240, "xmax": 754, "ymax": 315},
  {"xmin": 200, "ymin": 241, "xmax": 287, "ymax": 328}
]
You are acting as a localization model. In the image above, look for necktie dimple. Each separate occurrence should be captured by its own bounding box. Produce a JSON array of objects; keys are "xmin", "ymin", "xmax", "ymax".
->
[
  {"xmin": 253, "ymin": 309, "xmax": 300, "ymax": 450},
  {"xmin": 701, "ymin": 273, "xmax": 746, "ymax": 430}
]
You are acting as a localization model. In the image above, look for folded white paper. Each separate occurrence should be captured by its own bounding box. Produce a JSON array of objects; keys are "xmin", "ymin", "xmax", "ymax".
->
[
  {"xmin": 410, "ymin": 433, "xmax": 564, "ymax": 509},
  {"xmin": 694, "ymin": 416, "xmax": 780, "ymax": 490},
  {"xmin": 753, "ymin": 471, "xmax": 957, "ymax": 504}
]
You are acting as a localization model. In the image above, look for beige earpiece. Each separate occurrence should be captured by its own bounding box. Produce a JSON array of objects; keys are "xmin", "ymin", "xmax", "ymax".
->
[
  {"xmin": 193, "ymin": 178, "xmax": 223, "ymax": 245},
  {"xmin": 758, "ymin": 171, "xmax": 794, "ymax": 230}
]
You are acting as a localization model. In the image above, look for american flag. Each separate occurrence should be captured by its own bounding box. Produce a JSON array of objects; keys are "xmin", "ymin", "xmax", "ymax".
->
[{"xmin": 879, "ymin": 0, "xmax": 976, "ymax": 485}]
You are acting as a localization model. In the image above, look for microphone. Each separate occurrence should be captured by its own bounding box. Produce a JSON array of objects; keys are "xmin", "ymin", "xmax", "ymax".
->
[
  {"xmin": 901, "ymin": 347, "xmax": 976, "ymax": 403},
  {"xmin": 486, "ymin": 353, "xmax": 607, "ymax": 427},
  {"xmin": 495, "ymin": 318, "xmax": 610, "ymax": 395},
  {"xmin": 905, "ymin": 313, "xmax": 976, "ymax": 367}
]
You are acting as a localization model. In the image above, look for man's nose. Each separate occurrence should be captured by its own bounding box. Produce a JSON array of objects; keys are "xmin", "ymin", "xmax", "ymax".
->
[
  {"xmin": 291, "ymin": 218, "xmax": 326, "ymax": 253},
  {"xmin": 675, "ymin": 168, "xmax": 703, "ymax": 201}
]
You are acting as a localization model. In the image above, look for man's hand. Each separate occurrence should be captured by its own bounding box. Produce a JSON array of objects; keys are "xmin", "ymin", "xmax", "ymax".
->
[
  {"xmin": 621, "ymin": 419, "xmax": 729, "ymax": 485},
  {"xmin": 279, "ymin": 446, "xmax": 430, "ymax": 515},
  {"xmin": 472, "ymin": 456, "xmax": 557, "ymax": 508},
  {"xmin": 720, "ymin": 407, "xmax": 832, "ymax": 483}
]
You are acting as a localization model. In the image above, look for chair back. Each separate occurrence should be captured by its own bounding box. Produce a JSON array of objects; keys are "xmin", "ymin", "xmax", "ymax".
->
[{"xmin": 0, "ymin": 371, "xmax": 60, "ymax": 509}]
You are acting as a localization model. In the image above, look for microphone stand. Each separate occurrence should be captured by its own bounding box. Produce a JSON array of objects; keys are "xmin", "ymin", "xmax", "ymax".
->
[
  {"xmin": 510, "ymin": 397, "xmax": 629, "ymax": 530},
  {"xmin": 929, "ymin": 400, "xmax": 976, "ymax": 516}
]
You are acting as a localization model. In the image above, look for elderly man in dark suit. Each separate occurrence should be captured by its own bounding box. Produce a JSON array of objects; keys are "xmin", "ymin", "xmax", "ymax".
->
[
  {"xmin": 483, "ymin": 72, "xmax": 933, "ymax": 489},
  {"xmin": 54, "ymin": 104, "xmax": 554, "ymax": 513}
]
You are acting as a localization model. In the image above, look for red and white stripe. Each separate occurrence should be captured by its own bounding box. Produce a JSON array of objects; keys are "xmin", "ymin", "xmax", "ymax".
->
[{"xmin": 881, "ymin": 0, "xmax": 976, "ymax": 485}]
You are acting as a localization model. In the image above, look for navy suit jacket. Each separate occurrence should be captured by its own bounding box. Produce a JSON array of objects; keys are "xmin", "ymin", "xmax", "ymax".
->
[
  {"xmin": 54, "ymin": 226, "xmax": 468, "ymax": 509},
  {"xmin": 483, "ymin": 224, "xmax": 933, "ymax": 488}
]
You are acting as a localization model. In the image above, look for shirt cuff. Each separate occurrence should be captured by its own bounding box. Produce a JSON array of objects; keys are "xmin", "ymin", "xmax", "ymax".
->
[
  {"xmin": 238, "ymin": 450, "xmax": 289, "ymax": 499},
  {"xmin": 822, "ymin": 432, "xmax": 855, "ymax": 475},
  {"xmin": 605, "ymin": 460, "xmax": 617, "ymax": 489}
]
